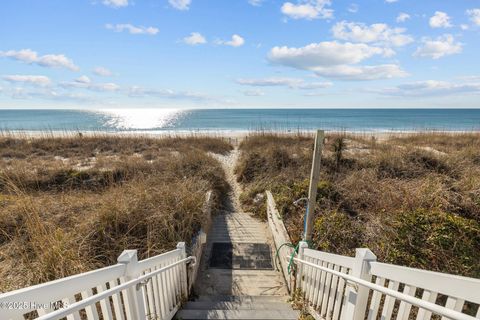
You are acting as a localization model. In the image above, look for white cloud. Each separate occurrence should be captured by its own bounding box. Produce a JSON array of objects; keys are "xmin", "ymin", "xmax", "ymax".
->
[
  {"xmin": 60, "ymin": 78, "xmax": 120, "ymax": 92},
  {"xmin": 466, "ymin": 9, "xmax": 480, "ymax": 26},
  {"xmin": 414, "ymin": 34, "xmax": 462, "ymax": 59},
  {"xmin": 348, "ymin": 4, "xmax": 359, "ymax": 13},
  {"xmin": 396, "ymin": 12, "xmax": 410, "ymax": 23},
  {"xmin": 102, "ymin": 0, "xmax": 129, "ymax": 8},
  {"xmin": 281, "ymin": 0, "xmax": 333, "ymax": 20},
  {"xmin": 385, "ymin": 0, "xmax": 398, "ymax": 3},
  {"xmin": 169, "ymin": 0, "xmax": 191, "ymax": 10},
  {"xmin": 312, "ymin": 64, "xmax": 407, "ymax": 80},
  {"xmin": 93, "ymin": 83, "xmax": 120, "ymax": 92},
  {"xmin": 460, "ymin": 24, "xmax": 469, "ymax": 30},
  {"xmin": 3, "ymin": 87, "xmax": 97, "ymax": 102},
  {"xmin": 458, "ymin": 75, "xmax": 480, "ymax": 82},
  {"xmin": 243, "ymin": 89, "xmax": 265, "ymax": 96},
  {"xmin": 0, "ymin": 49, "xmax": 37, "ymax": 63},
  {"xmin": 269, "ymin": 41, "xmax": 392, "ymax": 69},
  {"xmin": 376, "ymin": 80, "xmax": 480, "ymax": 97},
  {"xmin": 183, "ymin": 32, "xmax": 207, "ymax": 45},
  {"xmin": 2, "ymin": 75, "xmax": 51, "ymax": 87},
  {"xmin": 127, "ymin": 86, "xmax": 219, "ymax": 102},
  {"xmin": 105, "ymin": 24, "xmax": 159, "ymax": 35},
  {"xmin": 226, "ymin": 34, "xmax": 245, "ymax": 47},
  {"xmin": 248, "ymin": 0, "xmax": 263, "ymax": 6},
  {"xmin": 332, "ymin": 21, "xmax": 414, "ymax": 47},
  {"xmin": 75, "ymin": 75, "xmax": 91, "ymax": 84},
  {"xmin": 429, "ymin": 11, "xmax": 452, "ymax": 28},
  {"xmin": 236, "ymin": 77, "xmax": 332, "ymax": 89},
  {"xmin": 268, "ymin": 41, "xmax": 406, "ymax": 80},
  {"xmin": 38, "ymin": 55, "xmax": 79, "ymax": 71},
  {"xmin": 297, "ymin": 81, "xmax": 333, "ymax": 89},
  {"xmin": 45, "ymin": 91, "xmax": 97, "ymax": 102},
  {"xmin": 217, "ymin": 34, "xmax": 245, "ymax": 47},
  {"xmin": 303, "ymin": 92, "xmax": 327, "ymax": 97},
  {"xmin": 0, "ymin": 49, "xmax": 79, "ymax": 71},
  {"xmin": 93, "ymin": 66, "xmax": 113, "ymax": 77},
  {"xmin": 237, "ymin": 77, "xmax": 304, "ymax": 87}
]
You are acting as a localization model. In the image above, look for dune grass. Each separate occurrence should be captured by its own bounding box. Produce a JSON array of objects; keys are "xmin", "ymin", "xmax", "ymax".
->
[
  {"xmin": 0, "ymin": 134, "xmax": 232, "ymax": 292},
  {"xmin": 235, "ymin": 132, "xmax": 480, "ymax": 278}
]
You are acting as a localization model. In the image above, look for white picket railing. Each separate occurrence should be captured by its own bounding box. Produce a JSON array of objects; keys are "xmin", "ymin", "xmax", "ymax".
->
[
  {"xmin": 0, "ymin": 242, "xmax": 195, "ymax": 320},
  {"xmin": 294, "ymin": 242, "xmax": 480, "ymax": 320}
]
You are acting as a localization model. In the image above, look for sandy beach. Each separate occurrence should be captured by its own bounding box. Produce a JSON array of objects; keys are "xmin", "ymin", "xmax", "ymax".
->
[{"xmin": 2, "ymin": 128, "xmax": 480, "ymax": 142}]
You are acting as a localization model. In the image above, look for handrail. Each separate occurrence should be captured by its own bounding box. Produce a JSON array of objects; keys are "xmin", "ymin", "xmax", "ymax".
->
[
  {"xmin": 293, "ymin": 257, "xmax": 476, "ymax": 320},
  {"xmin": 0, "ymin": 263, "xmax": 127, "ymax": 319},
  {"xmin": 0, "ymin": 264, "xmax": 126, "ymax": 301},
  {"xmin": 36, "ymin": 256, "xmax": 195, "ymax": 320},
  {"xmin": 136, "ymin": 248, "xmax": 182, "ymax": 272}
]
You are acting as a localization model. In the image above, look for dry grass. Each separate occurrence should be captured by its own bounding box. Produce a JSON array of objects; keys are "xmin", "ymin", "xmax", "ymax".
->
[
  {"xmin": 236, "ymin": 132, "xmax": 480, "ymax": 278},
  {"xmin": 0, "ymin": 134, "xmax": 232, "ymax": 292}
]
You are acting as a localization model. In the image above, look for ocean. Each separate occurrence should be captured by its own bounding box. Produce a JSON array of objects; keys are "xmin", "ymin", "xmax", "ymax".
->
[{"xmin": 1, "ymin": 109, "xmax": 480, "ymax": 132}]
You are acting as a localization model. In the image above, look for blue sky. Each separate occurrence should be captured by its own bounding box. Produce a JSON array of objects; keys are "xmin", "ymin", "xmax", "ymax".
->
[{"xmin": 0, "ymin": 0, "xmax": 479, "ymax": 109}]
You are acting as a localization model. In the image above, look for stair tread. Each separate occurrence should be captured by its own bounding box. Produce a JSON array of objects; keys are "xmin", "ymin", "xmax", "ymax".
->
[
  {"xmin": 184, "ymin": 301, "xmax": 293, "ymax": 310},
  {"xmin": 195, "ymin": 295, "xmax": 290, "ymax": 302},
  {"xmin": 175, "ymin": 309, "xmax": 300, "ymax": 320}
]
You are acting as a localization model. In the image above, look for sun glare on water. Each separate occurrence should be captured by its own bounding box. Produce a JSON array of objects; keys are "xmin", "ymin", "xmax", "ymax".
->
[{"xmin": 98, "ymin": 108, "xmax": 186, "ymax": 130}]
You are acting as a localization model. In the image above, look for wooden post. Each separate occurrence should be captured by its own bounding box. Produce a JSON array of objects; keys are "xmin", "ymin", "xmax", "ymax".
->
[{"xmin": 304, "ymin": 130, "xmax": 324, "ymax": 241}]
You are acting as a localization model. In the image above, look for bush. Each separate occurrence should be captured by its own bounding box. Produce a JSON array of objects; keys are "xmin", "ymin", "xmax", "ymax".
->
[
  {"xmin": 313, "ymin": 210, "xmax": 362, "ymax": 255},
  {"xmin": 386, "ymin": 208, "xmax": 480, "ymax": 276}
]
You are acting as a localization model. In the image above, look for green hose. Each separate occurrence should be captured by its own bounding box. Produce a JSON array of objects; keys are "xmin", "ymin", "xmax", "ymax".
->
[
  {"xmin": 275, "ymin": 241, "xmax": 313, "ymax": 275},
  {"xmin": 274, "ymin": 242, "xmax": 294, "ymax": 271}
]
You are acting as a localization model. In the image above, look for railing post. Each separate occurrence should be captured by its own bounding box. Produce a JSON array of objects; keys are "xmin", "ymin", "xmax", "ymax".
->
[
  {"xmin": 343, "ymin": 248, "xmax": 376, "ymax": 320},
  {"xmin": 118, "ymin": 250, "xmax": 146, "ymax": 320},
  {"xmin": 177, "ymin": 242, "xmax": 188, "ymax": 298},
  {"xmin": 295, "ymin": 241, "xmax": 309, "ymax": 293}
]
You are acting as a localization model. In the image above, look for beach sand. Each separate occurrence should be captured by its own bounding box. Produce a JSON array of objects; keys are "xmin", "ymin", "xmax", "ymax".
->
[{"xmin": 2, "ymin": 129, "xmax": 478, "ymax": 142}]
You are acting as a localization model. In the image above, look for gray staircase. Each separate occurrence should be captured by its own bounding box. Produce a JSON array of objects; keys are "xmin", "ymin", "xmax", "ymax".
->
[
  {"xmin": 180, "ymin": 150, "xmax": 298, "ymax": 319},
  {"xmin": 175, "ymin": 296, "xmax": 300, "ymax": 320}
]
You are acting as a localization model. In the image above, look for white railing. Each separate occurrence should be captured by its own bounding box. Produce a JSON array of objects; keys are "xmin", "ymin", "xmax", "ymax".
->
[
  {"xmin": 0, "ymin": 242, "xmax": 194, "ymax": 320},
  {"xmin": 294, "ymin": 242, "xmax": 480, "ymax": 320}
]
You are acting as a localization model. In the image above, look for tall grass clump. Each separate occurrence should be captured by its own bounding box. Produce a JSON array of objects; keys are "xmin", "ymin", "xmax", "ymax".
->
[{"xmin": 0, "ymin": 134, "xmax": 232, "ymax": 292}]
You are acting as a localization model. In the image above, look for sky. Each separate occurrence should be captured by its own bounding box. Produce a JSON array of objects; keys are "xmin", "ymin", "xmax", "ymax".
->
[{"xmin": 0, "ymin": 0, "xmax": 479, "ymax": 109}]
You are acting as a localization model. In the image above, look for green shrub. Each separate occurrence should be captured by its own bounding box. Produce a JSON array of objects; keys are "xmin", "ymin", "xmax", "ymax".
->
[
  {"xmin": 313, "ymin": 210, "xmax": 362, "ymax": 255},
  {"xmin": 386, "ymin": 208, "xmax": 480, "ymax": 277}
]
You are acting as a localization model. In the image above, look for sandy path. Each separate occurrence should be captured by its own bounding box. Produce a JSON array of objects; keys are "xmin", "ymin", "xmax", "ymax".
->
[{"xmin": 209, "ymin": 148, "xmax": 242, "ymax": 212}]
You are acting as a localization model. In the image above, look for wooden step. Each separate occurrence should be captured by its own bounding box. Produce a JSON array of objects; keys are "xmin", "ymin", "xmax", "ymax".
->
[
  {"xmin": 175, "ymin": 309, "xmax": 300, "ymax": 319},
  {"xmin": 195, "ymin": 295, "xmax": 290, "ymax": 303},
  {"xmin": 183, "ymin": 301, "xmax": 294, "ymax": 310}
]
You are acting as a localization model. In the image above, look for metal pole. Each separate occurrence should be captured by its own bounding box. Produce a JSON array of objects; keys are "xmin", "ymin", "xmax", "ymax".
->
[{"xmin": 304, "ymin": 130, "xmax": 324, "ymax": 241}]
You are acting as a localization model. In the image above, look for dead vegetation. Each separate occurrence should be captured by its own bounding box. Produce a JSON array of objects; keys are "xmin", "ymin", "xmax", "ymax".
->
[
  {"xmin": 235, "ymin": 132, "xmax": 480, "ymax": 278},
  {"xmin": 0, "ymin": 134, "xmax": 232, "ymax": 292}
]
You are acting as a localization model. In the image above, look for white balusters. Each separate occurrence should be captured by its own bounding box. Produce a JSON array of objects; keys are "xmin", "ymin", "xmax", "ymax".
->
[
  {"xmin": 380, "ymin": 280, "xmax": 399, "ymax": 320},
  {"xmin": 108, "ymin": 280, "xmax": 125, "ymax": 320},
  {"xmin": 368, "ymin": 277, "xmax": 386, "ymax": 320},
  {"xmin": 294, "ymin": 247, "xmax": 480, "ymax": 320},
  {"xmin": 81, "ymin": 289, "xmax": 100, "ymax": 320},
  {"xmin": 416, "ymin": 290, "xmax": 438, "ymax": 320}
]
